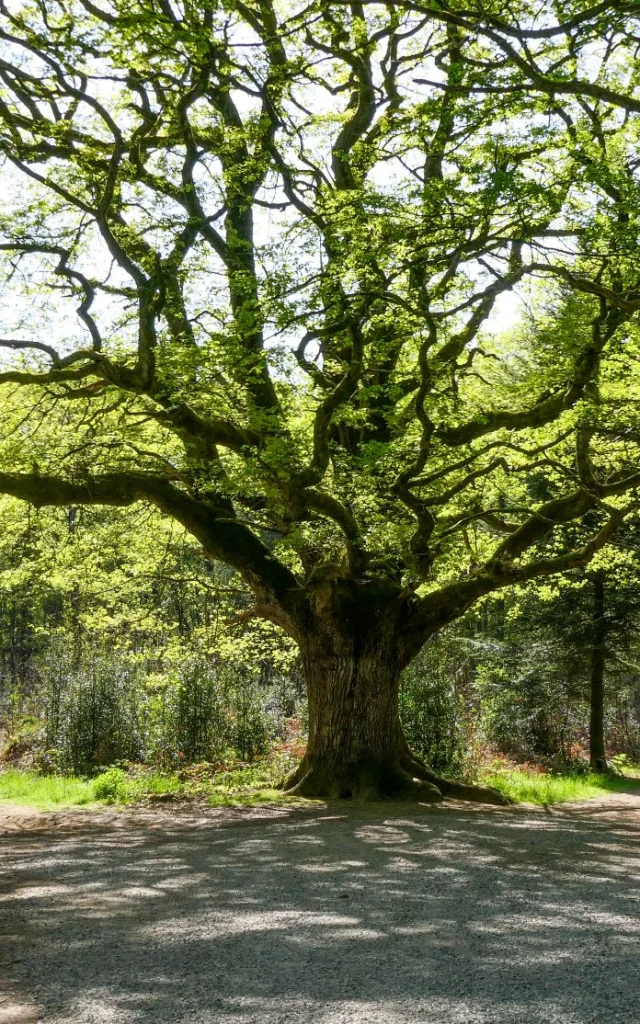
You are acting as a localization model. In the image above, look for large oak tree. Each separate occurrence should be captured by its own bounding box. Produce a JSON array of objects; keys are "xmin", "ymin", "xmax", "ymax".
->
[{"xmin": 1, "ymin": 0, "xmax": 640, "ymax": 800}]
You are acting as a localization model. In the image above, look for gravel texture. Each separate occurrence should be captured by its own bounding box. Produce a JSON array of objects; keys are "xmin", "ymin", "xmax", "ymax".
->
[{"xmin": 1, "ymin": 795, "xmax": 640, "ymax": 1024}]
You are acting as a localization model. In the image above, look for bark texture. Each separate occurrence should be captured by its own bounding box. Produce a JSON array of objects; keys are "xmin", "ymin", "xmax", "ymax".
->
[
  {"xmin": 284, "ymin": 582, "xmax": 509, "ymax": 805},
  {"xmin": 286, "ymin": 640, "xmax": 442, "ymax": 801}
]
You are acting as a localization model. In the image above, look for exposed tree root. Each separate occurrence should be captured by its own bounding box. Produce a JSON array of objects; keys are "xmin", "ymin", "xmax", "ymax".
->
[
  {"xmin": 284, "ymin": 758, "xmax": 444, "ymax": 802},
  {"xmin": 278, "ymin": 761, "xmax": 307, "ymax": 792},
  {"xmin": 282, "ymin": 747, "xmax": 511, "ymax": 806},
  {"xmin": 399, "ymin": 750, "xmax": 512, "ymax": 806}
]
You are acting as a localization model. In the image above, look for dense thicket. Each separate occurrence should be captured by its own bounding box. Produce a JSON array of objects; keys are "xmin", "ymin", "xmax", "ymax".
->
[{"xmin": 0, "ymin": 498, "xmax": 303, "ymax": 773}]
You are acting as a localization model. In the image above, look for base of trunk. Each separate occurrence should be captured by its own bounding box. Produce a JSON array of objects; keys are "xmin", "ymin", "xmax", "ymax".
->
[
  {"xmin": 399, "ymin": 751, "xmax": 511, "ymax": 806},
  {"xmin": 290, "ymin": 629, "xmax": 510, "ymax": 807},
  {"xmin": 284, "ymin": 753, "xmax": 510, "ymax": 806},
  {"xmin": 285, "ymin": 757, "xmax": 443, "ymax": 802}
]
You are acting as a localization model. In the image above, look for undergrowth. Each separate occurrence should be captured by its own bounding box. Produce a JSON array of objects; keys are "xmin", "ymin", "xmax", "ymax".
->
[
  {"xmin": 0, "ymin": 770, "xmax": 96, "ymax": 809},
  {"xmin": 2, "ymin": 756, "xmax": 640, "ymax": 811},
  {"xmin": 90, "ymin": 754, "xmax": 308, "ymax": 806},
  {"xmin": 0, "ymin": 750, "xmax": 310, "ymax": 810},
  {"xmin": 483, "ymin": 767, "xmax": 640, "ymax": 805}
]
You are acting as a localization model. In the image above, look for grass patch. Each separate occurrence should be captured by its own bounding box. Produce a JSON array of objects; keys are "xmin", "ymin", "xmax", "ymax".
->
[
  {"xmin": 484, "ymin": 768, "xmax": 640, "ymax": 806},
  {"xmin": 92, "ymin": 765, "xmax": 313, "ymax": 807},
  {"xmin": 0, "ymin": 769, "xmax": 96, "ymax": 810},
  {"xmin": 0, "ymin": 752, "xmax": 314, "ymax": 811},
  {"xmin": 6, "ymin": 758, "xmax": 640, "ymax": 813},
  {"xmin": 92, "ymin": 766, "xmax": 183, "ymax": 803}
]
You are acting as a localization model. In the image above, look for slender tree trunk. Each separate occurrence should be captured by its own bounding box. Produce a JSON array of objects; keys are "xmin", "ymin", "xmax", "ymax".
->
[{"xmin": 589, "ymin": 574, "xmax": 607, "ymax": 773}]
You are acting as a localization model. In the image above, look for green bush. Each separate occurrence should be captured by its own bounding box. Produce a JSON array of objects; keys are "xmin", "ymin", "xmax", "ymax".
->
[
  {"xmin": 66, "ymin": 663, "xmax": 142, "ymax": 773},
  {"xmin": 400, "ymin": 638, "xmax": 469, "ymax": 777},
  {"xmin": 9, "ymin": 649, "xmax": 305, "ymax": 775},
  {"xmin": 92, "ymin": 766, "xmax": 129, "ymax": 803}
]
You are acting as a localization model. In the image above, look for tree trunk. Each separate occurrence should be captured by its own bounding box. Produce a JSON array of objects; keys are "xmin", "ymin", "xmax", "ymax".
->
[
  {"xmin": 589, "ymin": 575, "xmax": 607, "ymax": 773},
  {"xmin": 284, "ymin": 614, "xmax": 508, "ymax": 805},
  {"xmin": 285, "ymin": 638, "xmax": 439, "ymax": 801}
]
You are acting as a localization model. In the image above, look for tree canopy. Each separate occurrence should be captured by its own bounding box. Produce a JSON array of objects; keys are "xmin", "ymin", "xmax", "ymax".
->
[{"xmin": 1, "ymin": 0, "xmax": 640, "ymax": 798}]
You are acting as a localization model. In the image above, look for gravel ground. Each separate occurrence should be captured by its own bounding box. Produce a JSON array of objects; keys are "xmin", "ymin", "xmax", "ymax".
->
[{"xmin": 1, "ymin": 795, "xmax": 640, "ymax": 1024}]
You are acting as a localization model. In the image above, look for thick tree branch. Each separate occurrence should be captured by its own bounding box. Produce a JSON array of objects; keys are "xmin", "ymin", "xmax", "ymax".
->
[{"xmin": 0, "ymin": 471, "xmax": 300, "ymax": 611}]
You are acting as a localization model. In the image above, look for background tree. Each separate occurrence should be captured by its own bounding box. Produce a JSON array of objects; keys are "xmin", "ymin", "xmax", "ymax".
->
[
  {"xmin": 0, "ymin": 488, "xmax": 303, "ymax": 773},
  {"xmin": 443, "ymin": 533, "xmax": 640, "ymax": 771},
  {"xmin": 1, "ymin": 0, "xmax": 640, "ymax": 799},
  {"xmin": 589, "ymin": 571, "xmax": 607, "ymax": 772}
]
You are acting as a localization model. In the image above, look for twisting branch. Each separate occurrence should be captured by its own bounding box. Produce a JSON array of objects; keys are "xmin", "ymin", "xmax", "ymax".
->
[
  {"xmin": 0, "ymin": 0, "xmax": 639, "ymax": 650},
  {"xmin": 0, "ymin": 470, "xmax": 300, "ymax": 612}
]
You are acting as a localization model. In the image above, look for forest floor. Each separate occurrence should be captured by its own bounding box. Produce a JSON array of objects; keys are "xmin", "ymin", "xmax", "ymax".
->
[{"xmin": 1, "ymin": 792, "xmax": 640, "ymax": 1024}]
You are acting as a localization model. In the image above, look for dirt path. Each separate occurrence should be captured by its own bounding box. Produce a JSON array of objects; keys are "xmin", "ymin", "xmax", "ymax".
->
[{"xmin": 2, "ymin": 794, "xmax": 640, "ymax": 1023}]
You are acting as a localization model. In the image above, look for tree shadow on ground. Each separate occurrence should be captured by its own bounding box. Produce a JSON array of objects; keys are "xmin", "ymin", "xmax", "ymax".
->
[{"xmin": 1, "ymin": 802, "xmax": 640, "ymax": 1024}]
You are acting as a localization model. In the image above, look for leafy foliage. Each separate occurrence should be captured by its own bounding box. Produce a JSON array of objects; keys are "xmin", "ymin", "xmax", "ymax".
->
[
  {"xmin": 399, "ymin": 635, "xmax": 470, "ymax": 777},
  {"xmin": 0, "ymin": 2, "xmax": 639, "ymax": 655},
  {"xmin": 2, "ymin": 3, "xmax": 640, "ymax": 797}
]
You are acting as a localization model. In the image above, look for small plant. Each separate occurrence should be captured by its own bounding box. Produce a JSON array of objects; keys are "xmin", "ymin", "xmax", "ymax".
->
[
  {"xmin": 609, "ymin": 753, "xmax": 631, "ymax": 774},
  {"xmin": 1, "ymin": 716, "xmax": 45, "ymax": 765},
  {"xmin": 92, "ymin": 766, "xmax": 129, "ymax": 803}
]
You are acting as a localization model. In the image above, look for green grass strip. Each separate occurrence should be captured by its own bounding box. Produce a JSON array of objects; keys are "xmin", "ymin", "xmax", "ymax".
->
[
  {"xmin": 0, "ymin": 769, "xmax": 96, "ymax": 810},
  {"xmin": 2, "ymin": 765, "xmax": 640, "ymax": 812},
  {"xmin": 484, "ymin": 769, "xmax": 640, "ymax": 806}
]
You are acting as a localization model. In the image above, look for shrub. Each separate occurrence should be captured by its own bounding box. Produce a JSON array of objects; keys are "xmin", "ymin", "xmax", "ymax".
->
[
  {"xmin": 92, "ymin": 766, "xmax": 129, "ymax": 803},
  {"xmin": 399, "ymin": 638, "xmax": 470, "ymax": 777},
  {"xmin": 0, "ymin": 715, "xmax": 45, "ymax": 765},
  {"xmin": 14, "ymin": 649, "xmax": 307, "ymax": 774}
]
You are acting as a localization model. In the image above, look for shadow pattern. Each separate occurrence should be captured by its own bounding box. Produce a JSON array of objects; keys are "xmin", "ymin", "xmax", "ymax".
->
[{"xmin": 1, "ymin": 803, "xmax": 640, "ymax": 1023}]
